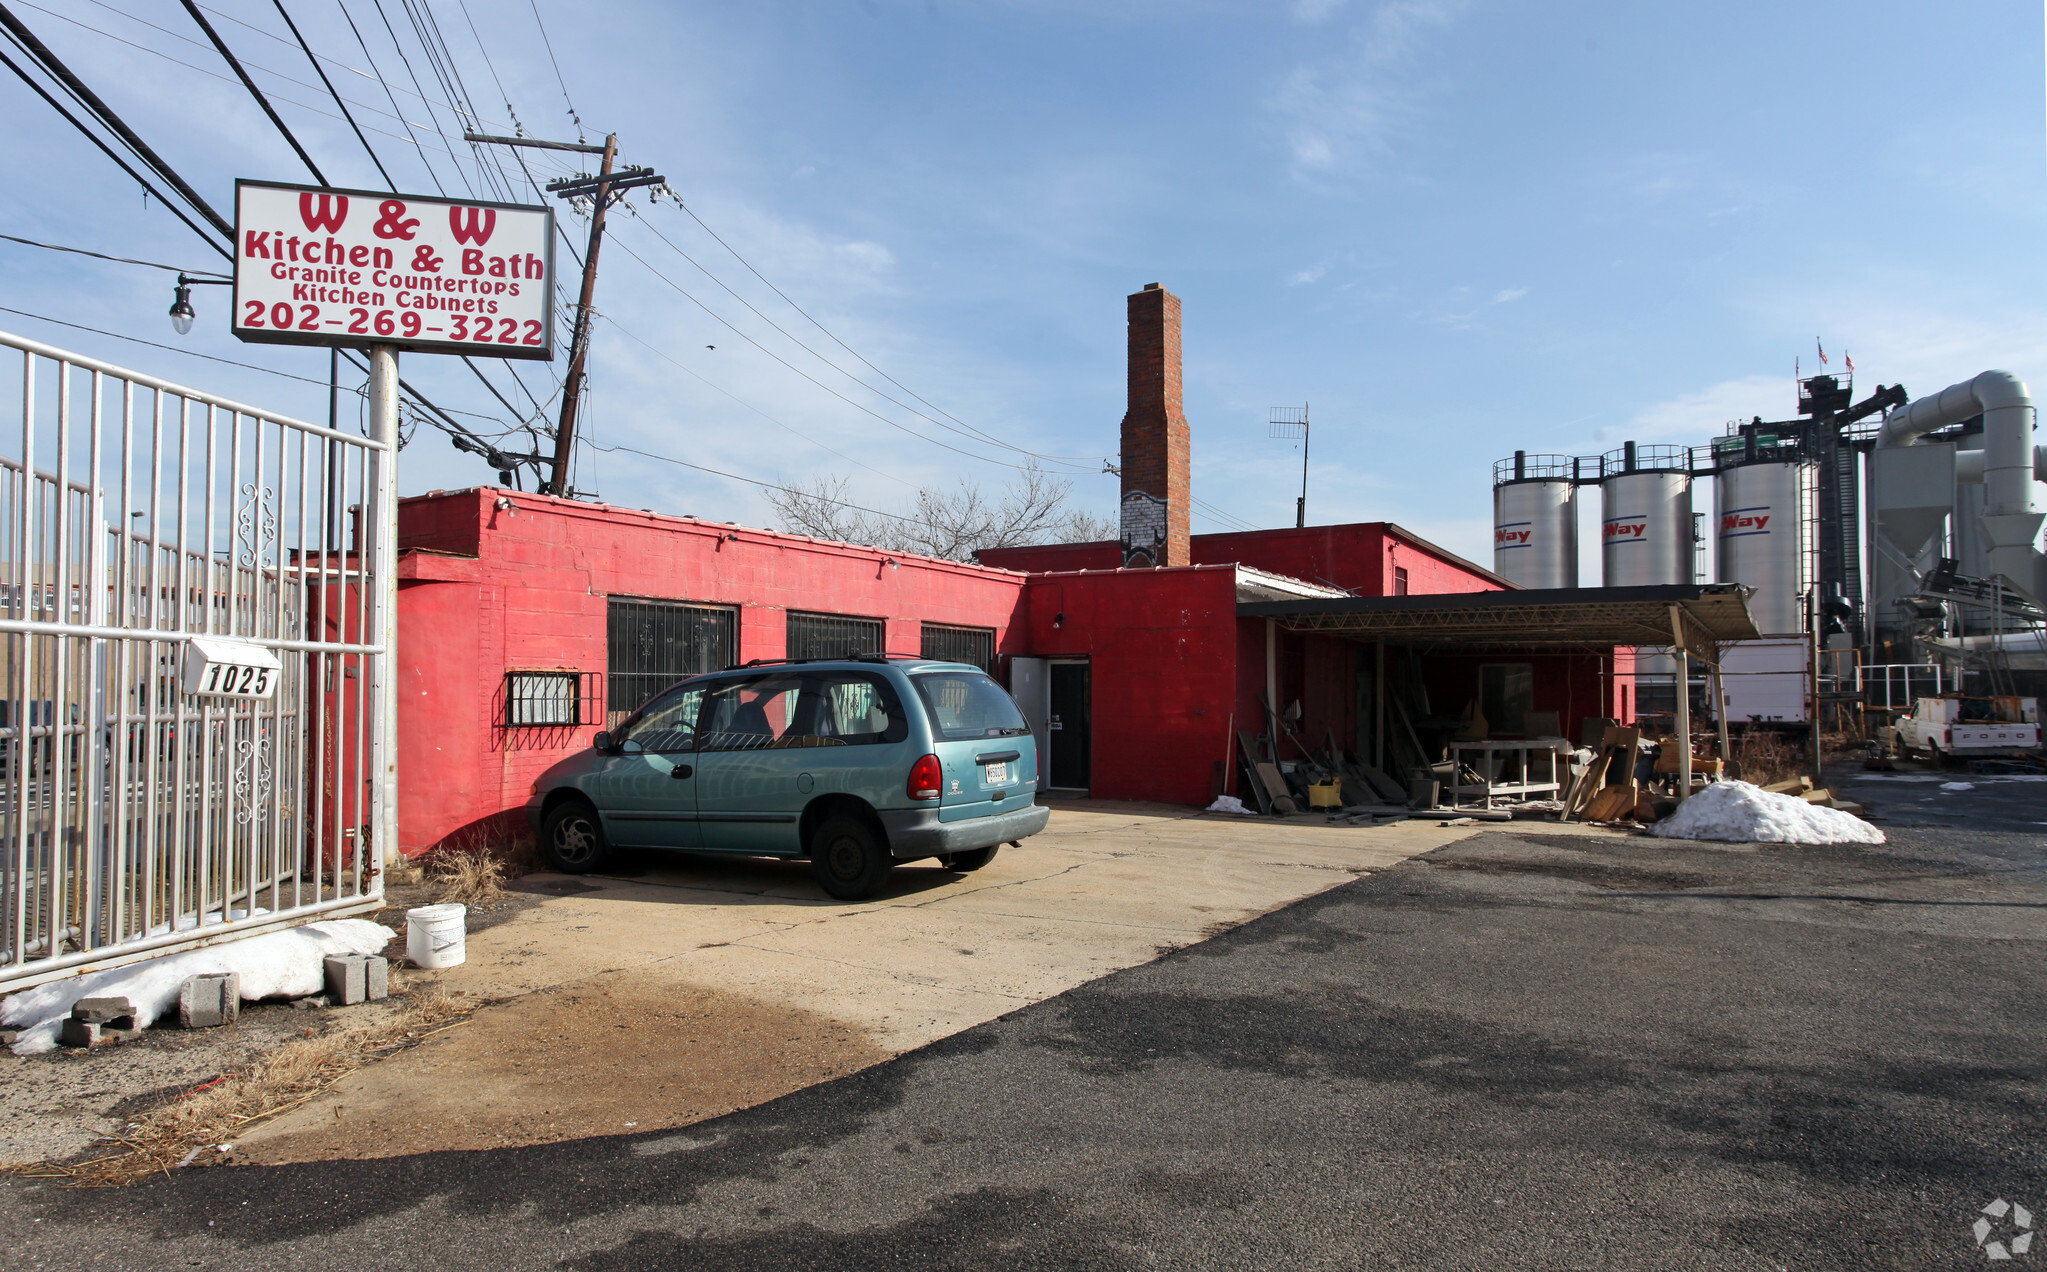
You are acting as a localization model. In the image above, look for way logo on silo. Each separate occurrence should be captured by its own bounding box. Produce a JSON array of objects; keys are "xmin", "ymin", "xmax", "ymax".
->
[
  {"xmin": 1495, "ymin": 522, "xmax": 1533, "ymax": 549},
  {"xmin": 1603, "ymin": 519, "xmax": 1648, "ymax": 542},
  {"xmin": 1721, "ymin": 507, "xmax": 1772, "ymax": 537}
]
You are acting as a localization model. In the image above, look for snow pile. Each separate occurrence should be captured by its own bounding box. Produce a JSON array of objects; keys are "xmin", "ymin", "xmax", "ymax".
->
[
  {"xmin": 1205, "ymin": 795, "xmax": 1257, "ymax": 816},
  {"xmin": 1650, "ymin": 780, "xmax": 1883, "ymax": 846},
  {"xmin": 1, "ymin": 919, "xmax": 393, "ymax": 1055}
]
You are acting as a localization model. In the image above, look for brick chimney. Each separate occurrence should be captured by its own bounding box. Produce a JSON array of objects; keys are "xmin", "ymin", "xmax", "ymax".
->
[{"xmin": 1119, "ymin": 283, "xmax": 1190, "ymax": 568}]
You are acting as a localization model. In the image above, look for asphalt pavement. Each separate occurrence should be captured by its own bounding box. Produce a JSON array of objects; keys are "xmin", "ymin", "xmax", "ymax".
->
[{"xmin": 2, "ymin": 780, "xmax": 2041, "ymax": 1270}]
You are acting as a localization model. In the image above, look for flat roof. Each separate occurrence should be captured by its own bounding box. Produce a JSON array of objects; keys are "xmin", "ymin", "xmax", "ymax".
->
[{"xmin": 1238, "ymin": 583, "xmax": 1760, "ymax": 652}]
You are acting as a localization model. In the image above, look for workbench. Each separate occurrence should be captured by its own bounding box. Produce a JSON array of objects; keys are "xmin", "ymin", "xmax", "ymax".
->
[{"xmin": 1446, "ymin": 737, "xmax": 1573, "ymax": 809}]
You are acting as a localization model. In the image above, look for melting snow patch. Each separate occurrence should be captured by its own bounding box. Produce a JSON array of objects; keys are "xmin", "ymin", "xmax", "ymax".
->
[
  {"xmin": 1940, "ymin": 782, "xmax": 1976, "ymax": 791},
  {"xmin": 1, "ymin": 919, "xmax": 393, "ymax": 1055},
  {"xmin": 1650, "ymin": 780, "xmax": 1884, "ymax": 846}
]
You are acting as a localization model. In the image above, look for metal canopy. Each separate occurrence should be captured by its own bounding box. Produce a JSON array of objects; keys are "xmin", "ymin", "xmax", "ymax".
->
[{"xmin": 1238, "ymin": 583, "xmax": 1760, "ymax": 653}]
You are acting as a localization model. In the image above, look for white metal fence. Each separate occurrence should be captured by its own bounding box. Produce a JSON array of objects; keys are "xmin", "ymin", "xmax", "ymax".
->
[
  {"xmin": 0, "ymin": 331, "xmax": 390, "ymax": 993},
  {"xmin": 1859, "ymin": 662, "xmax": 1944, "ymax": 715}
]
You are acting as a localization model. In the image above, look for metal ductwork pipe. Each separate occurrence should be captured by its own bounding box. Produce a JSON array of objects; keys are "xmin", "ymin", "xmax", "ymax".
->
[{"xmin": 1877, "ymin": 369, "xmax": 2043, "ymax": 597}]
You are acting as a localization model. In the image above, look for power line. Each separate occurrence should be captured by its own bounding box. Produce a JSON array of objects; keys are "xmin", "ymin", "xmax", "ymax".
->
[
  {"xmin": 607, "ymin": 232, "xmax": 1064, "ymax": 476},
  {"xmin": 526, "ymin": 0, "xmax": 582, "ymax": 140},
  {"xmin": 0, "ymin": 304, "xmax": 346, "ymax": 388},
  {"xmin": 0, "ymin": 2, "xmax": 233, "ymax": 239},
  {"xmin": 180, "ymin": 0, "xmax": 327, "ymax": 184},
  {"xmin": 627, "ymin": 204, "xmax": 1103, "ymax": 471},
  {"xmin": 0, "ymin": 233, "xmax": 227, "ymax": 276},
  {"xmin": 580, "ymin": 440, "xmax": 932, "ymax": 533},
  {"xmin": 596, "ymin": 314, "xmax": 911, "ymax": 490},
  {"xmin": 661, "ymin": 194, "xmax": 1107, "ymax": 466},
  {"xmin": 270, "ymin": 0, "xmax": 395, "ymax": 188}
]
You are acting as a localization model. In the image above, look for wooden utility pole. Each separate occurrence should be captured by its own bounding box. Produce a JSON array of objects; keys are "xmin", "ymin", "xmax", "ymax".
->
[
  {"xmin": 462, "ymin": 130, "xmax": 661, "ymax": 497},
  {"xmin": 550, "ymin": 133, "xmax": 616, "ymax": 496}
]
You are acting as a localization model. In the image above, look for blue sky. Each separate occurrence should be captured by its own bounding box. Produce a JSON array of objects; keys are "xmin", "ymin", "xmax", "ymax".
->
[{"xmin": 3, "ymin": 0, "xmax": 2045, "ymax": 569}]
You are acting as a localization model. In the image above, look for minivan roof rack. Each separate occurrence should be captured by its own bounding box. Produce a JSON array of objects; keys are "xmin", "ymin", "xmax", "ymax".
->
[{"xmin": 721, "ymin": 652, "xmax": 921, "ymax": 670}]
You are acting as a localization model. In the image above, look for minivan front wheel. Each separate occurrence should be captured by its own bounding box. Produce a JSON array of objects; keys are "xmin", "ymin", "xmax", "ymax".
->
[
  {"xmin": 542, "ymin": 800, "xmax": 610, "ymax": 874},
  {"xmin": 810, "ymin": 815, "xmax": 892, "ymax": 900}
]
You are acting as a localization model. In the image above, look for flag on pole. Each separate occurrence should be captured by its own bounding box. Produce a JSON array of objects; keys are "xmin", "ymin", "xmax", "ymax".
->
[
  {"xmin": 1816, "ymin": 338, "xmax": 1828, "ymax": 367},
  {"xmin": 1844, "ymin": 352, "xmax": 1855, "ymax": 374}
]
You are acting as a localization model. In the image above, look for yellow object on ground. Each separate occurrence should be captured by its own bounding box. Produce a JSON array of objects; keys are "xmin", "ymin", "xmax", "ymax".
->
[{"xmin": 1307, "ymin": 780, "xmax": 1343, "ymax": 808}]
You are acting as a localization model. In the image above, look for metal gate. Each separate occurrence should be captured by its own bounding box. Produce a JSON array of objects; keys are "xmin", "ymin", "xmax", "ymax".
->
[{"xmin": 0, "ymin": 331, "xmax": 391, "ymax": 993}]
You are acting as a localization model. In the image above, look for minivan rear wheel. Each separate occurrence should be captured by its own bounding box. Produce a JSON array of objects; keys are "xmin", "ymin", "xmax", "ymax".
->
[
  {"xmin": 810, "ymin": 815, "xmax": 892, "ymax": 900},
  {"xmin": 542, "ymin": 800, "xmax": 610, "ymax": 874},
  {"xmin": 944, "ymin": 845, "xmax": 998, "ymax": 872}
]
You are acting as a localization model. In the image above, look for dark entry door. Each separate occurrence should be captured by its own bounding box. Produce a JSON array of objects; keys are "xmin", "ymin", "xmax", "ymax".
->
[{"xmin": 1047, "ymin": 661, "xmax": 1091, "ymax": 790}]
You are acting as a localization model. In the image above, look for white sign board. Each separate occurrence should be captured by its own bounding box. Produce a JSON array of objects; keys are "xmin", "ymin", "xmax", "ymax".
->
[
  {"xmin": 181, "ymin": 637, "xmax": 283, "ymax": 701},
  {"xmin": 232, "ymin": 179, "xmax": 555, "ymax": 360}
]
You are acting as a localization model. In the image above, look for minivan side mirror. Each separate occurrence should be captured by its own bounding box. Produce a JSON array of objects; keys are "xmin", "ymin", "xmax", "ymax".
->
[{"xmin": 592, "ymin": 731, "xmax": 613, "ymax": 754}]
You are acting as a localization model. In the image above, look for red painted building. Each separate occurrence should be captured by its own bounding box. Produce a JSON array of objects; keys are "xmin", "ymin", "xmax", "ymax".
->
[
  {"xmin": 388, "ymin": 281, "xmax": 1642, "ymax": 853},
  {"xmin": 395, "ymin": 489, "xmax": 1028, "ymax": 854}
]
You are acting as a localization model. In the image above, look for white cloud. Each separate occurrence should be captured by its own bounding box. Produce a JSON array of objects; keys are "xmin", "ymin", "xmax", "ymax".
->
[
  {"xmin": 1270, "ymin": 0, "xmax": 1466, "ymax": 180},
  {"xmin": 1491, "ymin": 287, "xmax": 1527, "ymax": 304},
  {"xmin": 1603, "ymin": 374, "xmax": 1787, "ymax": 447},
  {"xmin": 1290, "ymin": 263, "xmax": 1330, "ymax": 285}
]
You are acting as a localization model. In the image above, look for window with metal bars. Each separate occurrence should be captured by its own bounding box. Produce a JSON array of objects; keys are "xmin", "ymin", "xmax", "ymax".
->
[
  {"xmin": 785, "ymin": 611, "xmax": 883, "ymax": 661},
  {"xmin": 505, "ymin": 671, "xmax": 594, "ymax": 727},
  {"xmin": 919, "ymin": 623, "xmax": 994, "ymax": 672},
  {"xmin": 606, "ymin": 598, "xmax": 737, "ymax": 717}
]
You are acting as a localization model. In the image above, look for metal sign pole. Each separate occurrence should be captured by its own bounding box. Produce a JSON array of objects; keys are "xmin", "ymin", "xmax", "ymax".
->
[{"xmin": 366, "ymin": 345, "xmax": 400, "ymax": 870}]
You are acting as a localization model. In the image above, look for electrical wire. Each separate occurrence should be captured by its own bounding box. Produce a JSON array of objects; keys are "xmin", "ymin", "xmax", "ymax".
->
[
  {"xmin": 180, "ymin": 0, "xmax": 327, "ymax": 184},
  {"xmin": 364, "ymin": 0, "xmax": 473, "ymax": 197},
  {"xmin": 0, "ymin": 303, "xmax": 344, "ymax": 388},
  {"xmin": 626, "ymin": 206, "xmax": 1103, "ymax": 471},
  {"xmin": 16, "ymin": 0, "xmax": 473, "ymax": 163},
  {"xmin": 663, "ymin": 194, "xmax": 1111, "ymax": 465},
  {"xmin": 526, "ymin": 0, "xmax": 582, "ymax": 140},
  {"xmin": 1, "ymin": 233, "xmax": 226, "ymax": 276},
  {"xmin": 580, "ymin": 440, "xmax": 932, "ymax": 532},
  {"xmin": 607, "ymin": 233, "xmax": 1065, "ymax": 476},
  {"xmin": 596, "ymin": 314, "xmax": 911, "ymax": 490},
  {"xmin": 271, "ymin": 0, "xmax": 394, "ymax": 188},
  {"xmin": 0, "ymin": 3, "xmax": 233, "ymax": 238}
]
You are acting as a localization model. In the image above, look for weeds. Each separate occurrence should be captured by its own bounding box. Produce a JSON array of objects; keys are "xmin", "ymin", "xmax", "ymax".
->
[
  {"xmin": 421, "ymin": 823, "xmax": 535, "ymax": 907},
  {"xmin": 1731, "ymin": 729, "xmax": 1804, "ymax": 786},
  {"xmin": 10, "ymin": 982, "xmax": 470, "ymax": 1187}
]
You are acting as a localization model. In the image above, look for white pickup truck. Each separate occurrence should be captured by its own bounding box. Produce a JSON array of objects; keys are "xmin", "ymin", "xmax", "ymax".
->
[{"xmin": 1895, "ymin": 696, "xmax": 2040, "ymax": 761}]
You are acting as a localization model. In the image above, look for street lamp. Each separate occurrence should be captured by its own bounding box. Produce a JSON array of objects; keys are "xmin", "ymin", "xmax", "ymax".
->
[{"xmin": 168, "ymin": 273, "xmax": 231, "ymax": 336}]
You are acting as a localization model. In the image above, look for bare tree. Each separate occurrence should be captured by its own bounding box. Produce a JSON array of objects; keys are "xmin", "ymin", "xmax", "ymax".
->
[{"xmin": 766, "ymin": 464, "xmax": 1114, "ymax": 562}]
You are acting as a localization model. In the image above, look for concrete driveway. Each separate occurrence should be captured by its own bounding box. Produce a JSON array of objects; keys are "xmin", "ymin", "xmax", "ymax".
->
[{"xmin": 236, "ymin": 801, "xmax": 1611, "ymax": 1163}]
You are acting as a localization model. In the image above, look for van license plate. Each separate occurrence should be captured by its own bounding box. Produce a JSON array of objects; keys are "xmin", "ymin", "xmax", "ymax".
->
[{"xmin": 984, "ymin": 762, "xmax": 1009, "ymax": 784}]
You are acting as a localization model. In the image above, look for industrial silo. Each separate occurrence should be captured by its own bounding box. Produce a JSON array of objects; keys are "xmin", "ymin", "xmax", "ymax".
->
[
  {"xmin": 1713, "ymin": 433, "xmax": 1807, "ymax": 637},
  {"xmin": 1600, "ymin": 442, "xmax": 1696, "ymax": 586},
  {"xmin": 1492, "ymin": 451, "xmax": 1578, "ymax": 588}
]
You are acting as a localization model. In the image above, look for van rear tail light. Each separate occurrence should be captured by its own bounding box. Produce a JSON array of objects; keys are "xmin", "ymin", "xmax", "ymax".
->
[{"xmin": 907, "ymin": 753, "xmax": 943, "ymax": 801}]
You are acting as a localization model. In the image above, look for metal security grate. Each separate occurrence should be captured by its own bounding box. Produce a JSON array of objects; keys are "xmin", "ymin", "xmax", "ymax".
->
[
  {"xmin": 920, "ymin": 623, "xmax": 994, "ymax": 671},
  {"xmin": 606, "ymin": 599, "xmax": 735, "ymax": 718},
  {"xmin": 787, "ymin": 611, "xmax": 883, "ymax": 661},
  {"xmin": 504, "ymin": 670, "xmax": 601, "ymax": 727}
]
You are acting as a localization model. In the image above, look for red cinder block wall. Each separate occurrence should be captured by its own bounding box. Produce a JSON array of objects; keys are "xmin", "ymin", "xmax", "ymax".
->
[
  {"xmin": 395, "ymin": 490, "xmax": 1027, "ymax": 855},
  {"xmin": 1019, "ymin": 566, "xmax": 1240, "ymax": 805}
]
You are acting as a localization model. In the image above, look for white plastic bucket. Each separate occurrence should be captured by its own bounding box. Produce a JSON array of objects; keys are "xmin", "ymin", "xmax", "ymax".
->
[{"xmin": 406, "ymin": 903, "xmax": 467, "ymax": 969}]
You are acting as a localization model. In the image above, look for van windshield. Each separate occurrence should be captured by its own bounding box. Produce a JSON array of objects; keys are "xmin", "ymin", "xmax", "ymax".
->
[{"xmin": 911, "ymin": 670, "xmax": 1029, "ymax": 741}]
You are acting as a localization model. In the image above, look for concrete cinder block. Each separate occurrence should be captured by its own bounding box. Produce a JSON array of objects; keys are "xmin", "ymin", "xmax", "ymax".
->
[
  {"xmin": 71, "ymin": 997, "xmax": 136, "ymax": 1027},
  {"xmin": 364, "ymin": 954, "xmax": 389, "ymax": 1002},
  {"xmin": 58, "ymin": 1018, "xmax": 101, "ymax": 1048},
  {"xmin": 323, "ymin": 954, "xmax": 368, "ymax": 1006},
  {"xmin": 178, "ymin": 972, "xmax": 240, "ymax": 1029}
]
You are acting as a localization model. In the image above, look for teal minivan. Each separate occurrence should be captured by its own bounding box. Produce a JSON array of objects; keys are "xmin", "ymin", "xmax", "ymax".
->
[{"xmin": 525, "ymin": 656, "xmax": 1049, "ymax": 899}]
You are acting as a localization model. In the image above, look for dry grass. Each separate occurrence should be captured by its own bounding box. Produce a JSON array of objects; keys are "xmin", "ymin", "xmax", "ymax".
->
[
  {"xmin": 422, "ymin": 823, "xmax": 536, "ymax": 907},
  {"xmin": 1731, "ymin": 729, "xmax": 1806, "ymax": 787},
  {"xmin": 8, "ymin": 982, "xmax": 470, "ymax": 1187}
]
